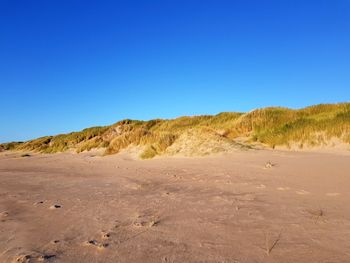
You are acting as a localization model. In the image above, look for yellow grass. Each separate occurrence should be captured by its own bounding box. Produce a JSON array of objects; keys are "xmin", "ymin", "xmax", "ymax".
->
[{"xmin": 2, "ymin": 103, "xmax": 349, "ymax": 158}]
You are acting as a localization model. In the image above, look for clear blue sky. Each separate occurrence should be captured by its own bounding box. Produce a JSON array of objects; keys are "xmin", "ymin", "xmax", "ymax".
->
[{"xmin": 1, "ymin": 0, "xmax": 349, "ymax": 143}]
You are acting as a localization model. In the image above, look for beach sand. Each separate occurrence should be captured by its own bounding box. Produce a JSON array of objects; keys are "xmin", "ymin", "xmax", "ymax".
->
[{"xmin": 1, "ymin": 149, "xmax": 350, "ymax": 262}]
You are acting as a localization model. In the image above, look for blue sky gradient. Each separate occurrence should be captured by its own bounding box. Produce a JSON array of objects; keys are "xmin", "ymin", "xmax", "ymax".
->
[{"xmin": 1, "ymin": 0, "xmax": 350, "ymax": 142}]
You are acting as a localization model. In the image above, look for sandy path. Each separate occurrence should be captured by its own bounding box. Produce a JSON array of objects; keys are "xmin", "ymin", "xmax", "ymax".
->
[{"xmin": 0, "ymin": 150, "xmax": 349, "ymax": 263}]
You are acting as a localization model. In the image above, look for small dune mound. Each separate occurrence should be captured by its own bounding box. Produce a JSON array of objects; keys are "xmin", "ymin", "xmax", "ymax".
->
[{"xmin": 165, "ymin": 128, "xmax": 249, "ymax": 157}]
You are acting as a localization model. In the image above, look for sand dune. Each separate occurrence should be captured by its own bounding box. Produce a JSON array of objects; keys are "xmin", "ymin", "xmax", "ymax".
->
[
  {"xmin": 2, "ymin": 103, "xmax": 349, "ymax": 159},
  {"xmin": 1, "ymin": 149, "xmax": 350, "ymax": 262}
]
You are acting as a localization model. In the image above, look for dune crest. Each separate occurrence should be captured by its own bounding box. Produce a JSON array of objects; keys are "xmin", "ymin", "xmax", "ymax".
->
[{"xmin": 1, "ymin": 103, "xmax": 349, "ymax": 158}]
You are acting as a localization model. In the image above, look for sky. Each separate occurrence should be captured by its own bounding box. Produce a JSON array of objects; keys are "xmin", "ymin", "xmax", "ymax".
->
[{"xmin": 1, "ymin": 0, "xmax": 350, "ymax": 142}]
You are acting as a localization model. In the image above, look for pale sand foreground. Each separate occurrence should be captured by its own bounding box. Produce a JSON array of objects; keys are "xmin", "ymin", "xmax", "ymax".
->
[{"xmin": 0, "ymin": 150, "xmax": 350, "ymax": 263}]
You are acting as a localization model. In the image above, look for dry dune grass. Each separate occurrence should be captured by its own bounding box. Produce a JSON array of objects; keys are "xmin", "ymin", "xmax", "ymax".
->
[{"xmin": 1, "ymin": 103, "xmax": 349, "ymax": 158}]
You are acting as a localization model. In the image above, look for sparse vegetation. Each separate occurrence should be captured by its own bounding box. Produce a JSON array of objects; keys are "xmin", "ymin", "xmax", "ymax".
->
[
  {"xmin": 0, "ymin": 142, "xmax": 22, "ymax": 151},
  {"xmin": 264, "ymin": 231, "xmax": 282, "ymax": 255},
  {"xmin": 1, "ymin": 103, "xmax": 349, "ymax": 158},
  {"xmin": 306, "ymin": 208, "xmax": 325, "ymax": 223}
]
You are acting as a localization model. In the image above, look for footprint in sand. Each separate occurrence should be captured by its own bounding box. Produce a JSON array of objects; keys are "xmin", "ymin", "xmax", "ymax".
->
[
  {"xmin": 14, "ymin": 254, "xmax": 31, "ymax": 263},
  {"xmin": 162, "ymin": 256, "xmax": 176, "ymax": 263},
  {"xmin": 133, "ymin": 218, "xmax": 159, "ymax": 228},
  {"xmin": 14, "ymin": 252, "xmax": 56, "ymax": 263},
  {"xmin": 277, "ymin": 187, "xmax": 290, "ymax": 191},
  {"xmin": 173, "ymin": 174, "xmax": 183, "ymax": 180},
  {"xmin": 161, "ymin": 191, "xmax": 177, "ymax": 199},
  {"xmin": 49, "ymin": 204, "xmax": 62, "ymax": 210},
  {"xmin": 38, "ymin": 254, "xmax": 56, "ymax": 261},
  {"xmin": 0, "ymin": 211, "xmax": 9, "ymax": 222},
  {"xmin": 0, "ymin": 211, "xmax": 9, "ymax": 217},
  {"xmin": 83, "ymin": 230, "xmax": 112, "ymax": 251},
  {"xmin": 326, "ymin": 193, "xmax": 341, "ymax": 197},
  {"xmin": 296, "ymin": 190, "xmax": 310, "ymax": 195},
  {"xmin": 101, "ymin": 231, "xmax": 111, "ymax": 240},
  {"xmin": 133, "ymin": 213, "xmax": 160, "ymax": 228},
  {"xmin": 84, "ymin": 240, "xmax": 109, "ymax": 250},
  {"xmin": 264, "ymin": 161, "xmax": 276, "ymax": 169}
]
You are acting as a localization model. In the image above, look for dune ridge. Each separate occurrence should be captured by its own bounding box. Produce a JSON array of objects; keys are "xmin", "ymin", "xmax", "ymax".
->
[{"xmin": 1, "ymin": 103, "xmax": 349, "ymax": 158}]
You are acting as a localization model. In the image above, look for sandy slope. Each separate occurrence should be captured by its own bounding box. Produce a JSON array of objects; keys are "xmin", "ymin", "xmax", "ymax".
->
[{"xmin": 0, "ymin": 150, "xmax": 350, "ymax": 263}]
